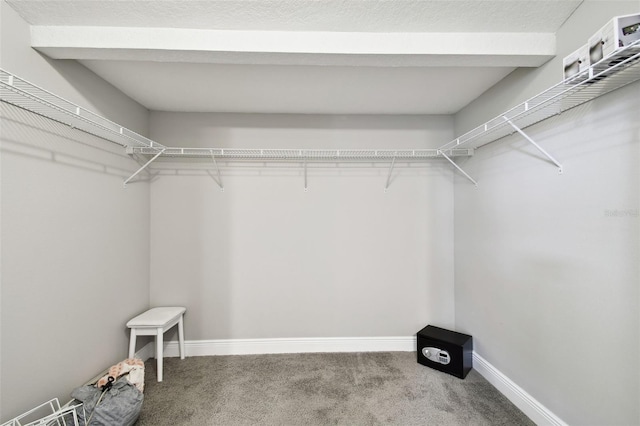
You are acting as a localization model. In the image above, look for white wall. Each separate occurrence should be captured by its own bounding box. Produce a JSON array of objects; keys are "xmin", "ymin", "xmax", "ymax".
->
[
  {"xmin": 148, "ymin": 112, "xmax": 456, "ymax": 340},
  {"xmin": 453, "ymin": 1, "xmax": 639, "ymax": 424},
  {"xmin": 0, "ymin": 2, "xmax": 151, "ymax": 420}
]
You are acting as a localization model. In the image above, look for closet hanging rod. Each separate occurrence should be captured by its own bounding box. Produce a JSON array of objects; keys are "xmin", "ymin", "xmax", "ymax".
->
[
  {"xmin": 0, "ymin": 68, "xmax": 162, "ymax": 150},
  {"xmin": 125, "ymin": 147, "xmax": 473, "ymax": 161},
  {"xmin": 439, "ymin": 39, "xmax": 640, "ymax": 153}
]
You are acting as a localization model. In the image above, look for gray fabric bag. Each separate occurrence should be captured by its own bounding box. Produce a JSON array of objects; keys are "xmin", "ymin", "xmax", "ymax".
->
[{"xmin": 71, "ymin": 379, "xmax": 143, "ymax": 426}]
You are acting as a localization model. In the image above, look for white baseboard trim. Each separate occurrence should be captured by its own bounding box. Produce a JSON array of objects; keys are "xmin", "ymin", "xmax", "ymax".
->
[
  {"xmin": 472, "ymin": 352, "xmax": 567, "ymax": 426},
  {"xmin": 154, "ymin": 336, "xmax": 415, "ymax": 358}
]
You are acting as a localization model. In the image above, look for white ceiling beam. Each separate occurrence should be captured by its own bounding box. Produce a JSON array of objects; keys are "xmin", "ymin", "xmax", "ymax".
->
[{"xmin": 31, "ymin": 26, "xmax": 556, "ymax": 67}]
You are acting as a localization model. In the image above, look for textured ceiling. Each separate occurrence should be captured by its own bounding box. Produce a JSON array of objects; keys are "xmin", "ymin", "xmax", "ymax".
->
[
  {"xmin": 8, "ymin": 0, "xmax": 581, "ymax": 32},
  {"xmin": 7, "ymin": 0, "xmax": 583, "ymax": 115}
]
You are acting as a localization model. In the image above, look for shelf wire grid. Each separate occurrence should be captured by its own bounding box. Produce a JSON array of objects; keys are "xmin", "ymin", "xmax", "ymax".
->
[
  {"xmin": 0, "ymin": 67, "xmax": 470, "ymax": 162},
  {"xmin": 0, "ymin": 69, "xmax": 161, "ymax": 150},
  {"xmin": 439, "ymin": 40, "xmax": 640, "ymax": 151},
  {"xmin": 128, "ymin": 147, "xmax": 472, "ymax": 161},
  {"xmin": 5, "ymin": 40, "xmax": 637, "ymax": 163}
]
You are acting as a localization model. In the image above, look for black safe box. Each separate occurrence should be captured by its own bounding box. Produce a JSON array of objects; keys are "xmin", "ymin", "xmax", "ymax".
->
[{"xmin": 417, "ymin": 325, "xmax": 473, "ymax": 379}]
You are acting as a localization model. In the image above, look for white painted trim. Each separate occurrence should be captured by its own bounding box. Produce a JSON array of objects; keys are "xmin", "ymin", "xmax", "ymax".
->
[
  {"xmin": 472, "ymin": 352, "xmax": 567, "ymax": 426},
  {"xmin": 32, "ymin": 26, "xmax": 556, "ymax": 56},
  {"xmin": 158, "ymin": 336, "xmax": 415, "ymax": 357},
  {"xmin": 31, "ymin": 26, "xmax": 554, "ymax": 67}
]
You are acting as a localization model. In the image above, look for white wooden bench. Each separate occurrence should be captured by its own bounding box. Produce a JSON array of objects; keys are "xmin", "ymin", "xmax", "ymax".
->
[{"xmin": 126, "ymin": 307, "xmax": 186, "ymax": 382}]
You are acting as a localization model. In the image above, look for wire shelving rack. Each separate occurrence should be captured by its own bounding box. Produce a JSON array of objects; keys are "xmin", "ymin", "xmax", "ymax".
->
[
  {"xmin": 127, "ymin": 147, "xmax": 472, "ymax": 161},
  {"xmin": 1, "ymin": 38, "xmax": 639, "ymax": 186},
  {"xmin": 0, "ymin": 70, "xmax": 160, "ymax": 150},
  {"xmin": 438, "ymin": 40, "xmax": 640, "ymax": 153}
]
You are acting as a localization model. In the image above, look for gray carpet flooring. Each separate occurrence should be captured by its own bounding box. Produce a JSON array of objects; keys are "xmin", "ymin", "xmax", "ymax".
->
[{"xmin": 136, "ymin": 352, "xmax": 534, "ymax": 425}]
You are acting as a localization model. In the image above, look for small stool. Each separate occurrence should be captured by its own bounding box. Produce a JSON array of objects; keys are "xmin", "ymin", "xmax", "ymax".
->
[{"xmin": 127, "ymin": 307, "xmax": 186, "ymax": 382}]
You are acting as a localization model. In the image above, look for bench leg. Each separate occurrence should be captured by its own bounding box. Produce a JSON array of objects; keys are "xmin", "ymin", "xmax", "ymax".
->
[
  {"xmin": 156, "ymin": 327, "xmax": 163, "ymax": 382},
  {"xmin": 128, "ymin": 329, "xmax": 137, "ymax": 359},
  {"xmin": 178, "ymin": 315, "xmax": 185, "ymax": 360}
]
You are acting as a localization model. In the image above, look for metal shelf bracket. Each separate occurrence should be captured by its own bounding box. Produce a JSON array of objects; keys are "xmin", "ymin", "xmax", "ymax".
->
[
  {"xmin": 384, "ymin": 154, "xmax": 396, "ymax": 192},
  {"xmin": 503, "ymin": 117, "xmax": 563, "ymax": 174},
  {"xmin": 439, "ymin": 150, "xmax": 478, "ymax": 186},
  {"xmin": 210, "ymin": 151, "xmax": 224, "ymax": 191},
  {"xmin": 303, "ymin": 155, "xmax": 308, "ymax": 192},
  {"xmin": 124, "ymin": 148, "xmax": 166, "ymax": 187}
]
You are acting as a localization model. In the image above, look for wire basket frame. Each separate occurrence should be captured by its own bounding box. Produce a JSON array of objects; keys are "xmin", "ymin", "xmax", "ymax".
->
[{"xmin": 0, "ymin": 398, "xmax": 85, "ymax": 426}]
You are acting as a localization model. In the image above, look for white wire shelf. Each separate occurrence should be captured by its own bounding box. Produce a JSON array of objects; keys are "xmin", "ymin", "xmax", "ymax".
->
[
  {"xmin": 0, "ymin": 67, "xmax": 471, "ymax": 163},
  {"xmin": 0, "ymin": 69, "xmax": 162, "ymax": 150},
  {"xmin": 439, "ymin": 39, "xmax": 640, "ymax": 152},
  {"xmin": 126, "ymin": 147, "xmax": 473, "ymax": 161},
  {"xmin": 2, "ymin": 38, "xmax": 638, "ymax": 187}
]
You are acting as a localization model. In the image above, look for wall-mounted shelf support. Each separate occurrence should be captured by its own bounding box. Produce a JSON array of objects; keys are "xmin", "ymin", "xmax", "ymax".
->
[
  {"xmin": 503, "ymin": 117, "xmax": 563, "ymax": 174},
  {"xmin": 384, "ymin": 154, "xmax": 396, "ymax": 192},
  {"xmin": 124, "ymin": 148, "xmax": 166, "ymax": 187},
  {"xmin": 303, "ymin": 155, "xmax": 308, "ymax": 192},
  {"xmin": 439, "ymin": 150, "xmax": 478, "ymax": 186},
  {"xmin": 210, "ymin": 151, "xmax": 224, "ymax": 191}
]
